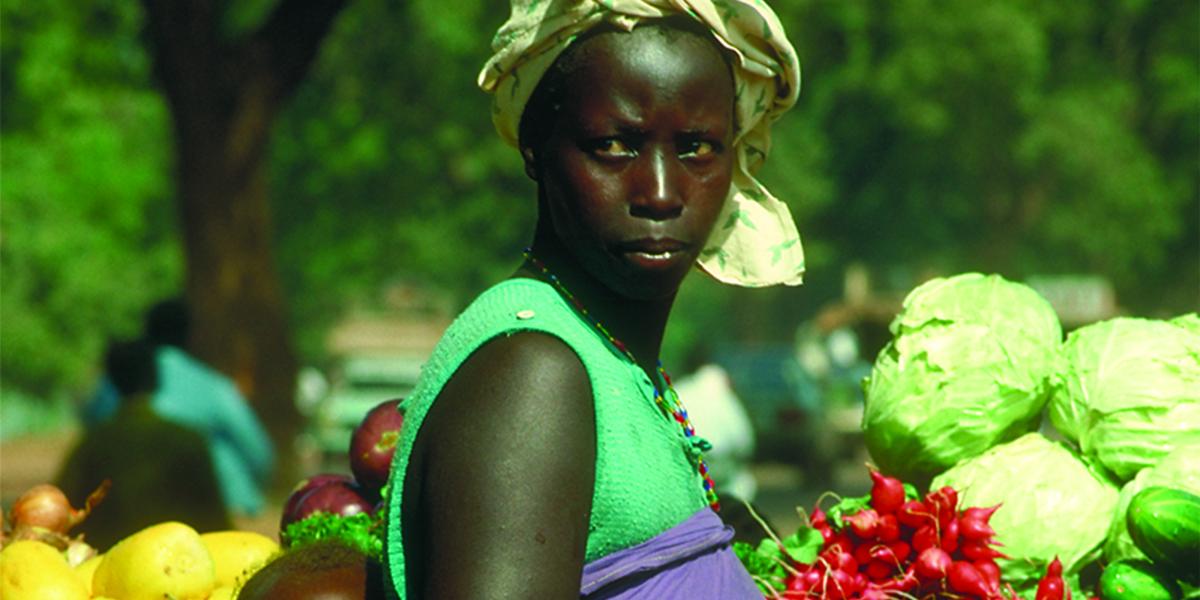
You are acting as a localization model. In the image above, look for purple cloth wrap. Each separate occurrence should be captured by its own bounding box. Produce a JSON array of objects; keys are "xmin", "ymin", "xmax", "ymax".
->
[{"xmin": 580, "ymin": 508, "xmax": 762, "ymax": 599}]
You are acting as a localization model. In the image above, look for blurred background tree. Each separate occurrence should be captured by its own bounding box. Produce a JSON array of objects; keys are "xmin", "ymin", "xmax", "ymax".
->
[
  {"xmin": 2, "ymin": 0, "xmax": 181, "ymax": 428},
  {"xmin": 137, "ymin": 0, "xmax": 348, "ymax": 463},
  {"xmin": 3, "ymin": 0, "xmax": 1196, "ymax": 438}
]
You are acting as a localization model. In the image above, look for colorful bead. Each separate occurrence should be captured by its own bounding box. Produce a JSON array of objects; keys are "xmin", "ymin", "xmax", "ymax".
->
[{"xmin": 524, "ymin": 249, "xmax": 720, "ymax": 512}]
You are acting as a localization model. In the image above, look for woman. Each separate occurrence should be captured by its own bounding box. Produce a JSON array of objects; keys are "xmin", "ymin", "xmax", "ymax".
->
[{"xmin": 384, "ymin": 1, "xmax": 804, "ymax": 597}]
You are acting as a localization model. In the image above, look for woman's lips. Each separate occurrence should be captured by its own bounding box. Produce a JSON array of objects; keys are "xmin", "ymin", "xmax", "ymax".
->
[{"xmin": 617, "ymin": 239, "xmax": 690, "ymax": 270}]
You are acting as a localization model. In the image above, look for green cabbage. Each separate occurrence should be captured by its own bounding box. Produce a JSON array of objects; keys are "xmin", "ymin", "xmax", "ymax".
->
[
  {"xmin": 1104, "ymin": 440, "xmax": 1200, "ymax": 563},
  {"xmin": 1049, "ymin": 316, "xmax": 1200, "ymax": 482},
  {"xmin": 862, "ymin": 273, "xmax": 1064, "ymax": 484},
  {"xmin": 931, "ymin": 433, "xmax": 1119, "ymax": 597},
  {"xmin": 1172, "ymin": 312, "xmax": 1200, "ymax": 335}
]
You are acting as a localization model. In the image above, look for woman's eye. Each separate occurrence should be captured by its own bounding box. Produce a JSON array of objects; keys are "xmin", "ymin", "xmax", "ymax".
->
[
  {"xmin": 588, "ymin": 138, "xmax": 635, "ymax": 158},
  {"xmin": 680, "ymin": 140, "xmax": 719, "ymax": 159}
]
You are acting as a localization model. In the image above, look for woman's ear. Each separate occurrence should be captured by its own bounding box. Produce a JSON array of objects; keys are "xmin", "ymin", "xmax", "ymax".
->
[{"xmin": 521, "ymin": 147, "xmax": 539, "ymax": 181}]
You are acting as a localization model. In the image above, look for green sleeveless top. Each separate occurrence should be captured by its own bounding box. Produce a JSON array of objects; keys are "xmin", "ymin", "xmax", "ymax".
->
[{"xmin": 384, "ymin": 278, "xmax": 709, "ymax": 596}]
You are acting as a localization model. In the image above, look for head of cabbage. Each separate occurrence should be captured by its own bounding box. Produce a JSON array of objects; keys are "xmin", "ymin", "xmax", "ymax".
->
[
  {"xmin": 1049, "ymin": 315, "xmax": 1200, "ymax": 482},
  {"xmin": 931, "ymin": 433, "xmax": 1119, "ymax": 598},
  {"xmin": 862, "ymin": 273, "xmax": 1064, "ymax": 485}
]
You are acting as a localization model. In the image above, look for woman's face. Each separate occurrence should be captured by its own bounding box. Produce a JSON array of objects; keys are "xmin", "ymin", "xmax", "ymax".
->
[{"xmin": 532, "ymin": 26, "xmax": 735, "ymax": 301}]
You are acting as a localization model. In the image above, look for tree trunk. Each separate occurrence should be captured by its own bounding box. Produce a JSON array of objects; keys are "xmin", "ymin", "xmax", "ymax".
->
[
  {"xmin": 176, "ymin": 113, "xmax": 298, "ymax": 461},
  {"xmin": 141, "ymin": 0, "xmax": 349, "ymax": 486}
]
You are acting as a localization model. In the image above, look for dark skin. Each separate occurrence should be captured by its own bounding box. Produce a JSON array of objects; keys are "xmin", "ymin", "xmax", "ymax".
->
[{"xmin": 402, "ymin": 23, "xmax": 735, "ymax": 599}]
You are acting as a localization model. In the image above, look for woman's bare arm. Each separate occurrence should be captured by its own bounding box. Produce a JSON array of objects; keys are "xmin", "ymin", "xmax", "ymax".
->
[{"xmin": 409, "ymin": 331, "xmax": 596, "ymax": 599}]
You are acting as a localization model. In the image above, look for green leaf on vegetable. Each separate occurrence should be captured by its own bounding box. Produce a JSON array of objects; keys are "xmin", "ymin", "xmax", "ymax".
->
[
  {"xmin": 827, "ymin": 494, "xmax": 871, "ymax": 530},
  {"xmin": 781, "ymin": 526, "xmax": 824, "ymax": 565},
  {"xmin": 904, "ymin": 482, "xmax": 920, "ymax": 500},
  {"xmin": 733, "ymin": 540, "xmax": 786, "ymax": 593},
  {"xmin": 283, "ymin": 512, "xmax": 385, "ymax": 560}
]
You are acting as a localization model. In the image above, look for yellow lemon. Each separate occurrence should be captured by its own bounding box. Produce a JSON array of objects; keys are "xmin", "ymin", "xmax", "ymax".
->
[
  {"xmin": 73, "ymin": 552, "xmax": 103, "ymax": 594},
  {"xmin": 92, "ymin": 521, "xmax": 216, "ymax": 600},
  {"xmin": 207, "ymin": 584, "xmax": 237, "ymax": 600},
  {"xmin": 199, "ymin": 530, "xmax": 280, "ymax": 587},
  {"xmin": 0, "ymin": 540, "xmax": 90, "ymax": 600}
]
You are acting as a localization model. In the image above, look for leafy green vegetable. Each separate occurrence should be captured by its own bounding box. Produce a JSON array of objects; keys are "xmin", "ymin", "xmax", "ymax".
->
[
  {"xmin": 862, "ymin": 273, "xmax": 1064, "ymax": 485},
  {"xmin": 282, "ymin": 512, "xmax": 385, "ymax": 561},
  {"xmin": 1049, "ymin": 316, "xmax": 1200, "ymax": 482},
  {"xmin": 931, "ymin": 433, "xmax": 1119, "ymax": 598},
  {"xmin": 733, "ymin": 539, "xmax": 786, "ymax": 594}
]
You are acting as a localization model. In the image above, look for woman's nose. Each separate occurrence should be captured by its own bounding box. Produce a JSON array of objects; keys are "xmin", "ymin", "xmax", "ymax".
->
[{"xmin": 629, "ymin": 148, "xmax": 683, "ymax": 220}]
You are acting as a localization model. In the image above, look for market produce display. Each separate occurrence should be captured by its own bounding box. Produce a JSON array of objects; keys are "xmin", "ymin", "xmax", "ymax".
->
[
  {"xmin": 861, "ymin": 273, "xmax": 1063, "ymax": 486},
  {"xmin": 1103, "ymin": 441, "xmax": 1200, "ymax": 566},
  {"xmin": 735, "ymin": 467, "xmax": 1081, "ymax": 599},
  {"xmin": 0, "ymin": 483, "xmax": 278, "ymax": 600},
  {"xmin": 0, "ymin": 399, "xmax": 404, "ymax": 598},
  {"xmin": 5, "ymin": 272, "xmax": 1195, "ymax": 599},
  {"xmin": 1048, "ymin": 317, "xmax": 1200, "ymax": 482},
  {"xmin": 931, "ymin": 433, "xmax": 1119, "ymax": 596},
  {"xmin": 274, "ymin": 397, "xmax": 404, "ymax": 561},
  {"xmin": 740, "ymin": 273, "xmax": 1199, "ymax": 599}
]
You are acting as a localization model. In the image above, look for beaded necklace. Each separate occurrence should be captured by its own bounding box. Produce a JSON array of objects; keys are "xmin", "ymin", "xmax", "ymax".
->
[{"xmin": 523, "ymin": 249, "xmax": 720, "ymax": 511}]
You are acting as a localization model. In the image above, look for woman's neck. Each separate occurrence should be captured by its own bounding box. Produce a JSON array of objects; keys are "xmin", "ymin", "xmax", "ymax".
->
[{"xmin": 519, "ymin": 234, "xmax": 676, "ymax": 380}]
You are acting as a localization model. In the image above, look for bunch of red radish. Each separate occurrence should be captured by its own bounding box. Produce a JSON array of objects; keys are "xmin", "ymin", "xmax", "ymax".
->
[{"xmin": 778, "ymin": 470, "xmax": 1031, "ymax": 599}]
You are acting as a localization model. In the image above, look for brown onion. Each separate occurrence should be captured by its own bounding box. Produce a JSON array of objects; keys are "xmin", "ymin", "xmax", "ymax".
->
[
  {"xmin": 8, "ymin": 481, "xmax": 109, "ymax": 536},
  {"xmin": 9, "ymin": 484, "xmax": 76, "ymax": 533}
]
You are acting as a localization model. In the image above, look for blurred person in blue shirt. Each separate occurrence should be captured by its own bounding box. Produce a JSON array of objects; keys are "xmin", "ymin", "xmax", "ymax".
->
[
  {"xmin": 81, "ymin": 298, "xmax": 275, "ymax": 516},
  {"xmin": 58, "ymin": 338, "xmax": 231, "ymax": 550}
]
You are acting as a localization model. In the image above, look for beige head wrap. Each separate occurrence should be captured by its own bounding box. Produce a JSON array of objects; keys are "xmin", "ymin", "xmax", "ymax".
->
[{"xmin": 479, "ymin": 0, "xmax": 805, "ymax": 287}]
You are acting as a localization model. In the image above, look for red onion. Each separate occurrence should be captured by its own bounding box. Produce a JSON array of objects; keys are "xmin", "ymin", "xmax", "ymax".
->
[
  {"xmin": 348, "ymin": 399, "xmax": 404, "ymax": 499},
  {"xmin": 280, "ymin": 473, "xmax": 353, "ymax": 530},
  {"xmin": 279, "ymin": 479, "xmax": 374, "ymax": 537}
]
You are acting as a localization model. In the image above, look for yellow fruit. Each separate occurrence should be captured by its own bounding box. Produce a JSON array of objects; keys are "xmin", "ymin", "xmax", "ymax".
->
[
  {"xmin": 0, "ymin": 540, "xmax": 90, "ymax": 600},
  {"xmin": 199, "ymin": 530, "xmax": 280, "ymax": 587},
  {"xmin": 92, "ymin": 521, "xmax": 216, "ymax": 600},
  {"xmin": 74, "ymin": 553, "xmax": 103, "ymax": 594},
  {"xmin": 207, "ymin": 585, "xmax": 236, "ymax": 600}
]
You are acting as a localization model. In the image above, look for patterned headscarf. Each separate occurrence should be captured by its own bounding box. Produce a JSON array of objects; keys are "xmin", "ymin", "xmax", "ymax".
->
[{"xmin": 479, "ymin": 0, "xmax": 805, "ymax": 287}]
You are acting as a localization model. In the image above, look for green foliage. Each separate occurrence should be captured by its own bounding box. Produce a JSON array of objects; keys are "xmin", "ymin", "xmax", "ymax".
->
[
  {"xmin": 1, "ymin": 0, "xmax": 181, "ymax": 405},
  {"xmin": 732, "ymin": 526, "xmax": 824, "ymax": 593},
  {"xmin": 732, "ymin": 538, "xmax": 787, "ymax": 593},
  {"xmin": 776, "ymin": 0, "xmax": 1197, "ymax": 310},
  {"xmin": 282, "ymin": 511, "xmax": 385, "ymax": 561},
  {"xmin": 271, "ymin": 0, "xmax": 532, "ymax": 360}
]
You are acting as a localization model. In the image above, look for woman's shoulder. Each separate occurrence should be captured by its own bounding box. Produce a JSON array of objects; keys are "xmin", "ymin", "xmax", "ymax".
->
[
  {"xmin": 423, "ymin": 277, "xmax": 607, "ymax": 381},
  {"xmin": 453, "ymin": 277, "xmax": 565, "ymax": 330},
  {"xmin": 435, "ymin": 329, "xmax": 591, "ymax": 421}
]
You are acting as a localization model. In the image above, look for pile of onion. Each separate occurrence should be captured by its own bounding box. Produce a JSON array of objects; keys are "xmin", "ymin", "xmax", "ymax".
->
[{"xmin": 278, "ymin": 398, "xmax": 405, "ymax": 545}]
